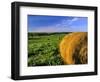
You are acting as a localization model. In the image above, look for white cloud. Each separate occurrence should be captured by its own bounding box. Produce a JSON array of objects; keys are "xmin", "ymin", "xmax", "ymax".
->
[
  {"xmin": 68, "ymin": 17, "xmax": 79, "ymax": 25},
  {"xmin": 71, "ymin": 18, "xmax": 79, "ymax": 22},
  {"xmin": 55, "ymin": 17, "xmax": 79, "ymax": 28}
]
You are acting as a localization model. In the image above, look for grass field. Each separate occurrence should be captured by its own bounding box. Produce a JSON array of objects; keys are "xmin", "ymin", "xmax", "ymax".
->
[{"xmin": 28, "ymin": 32, "xmax": 70, "ymax": 66}]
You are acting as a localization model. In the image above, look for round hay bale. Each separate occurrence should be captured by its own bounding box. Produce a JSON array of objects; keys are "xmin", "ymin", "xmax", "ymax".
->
[{"xmin": 59, "ymin": 32, "xmax": 88, "ymax": 64}]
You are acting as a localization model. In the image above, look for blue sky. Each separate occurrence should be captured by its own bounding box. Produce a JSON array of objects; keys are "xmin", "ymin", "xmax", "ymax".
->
[{"xmin": 28, "ymin": 15, "xmax": 87, "ymax": 32}]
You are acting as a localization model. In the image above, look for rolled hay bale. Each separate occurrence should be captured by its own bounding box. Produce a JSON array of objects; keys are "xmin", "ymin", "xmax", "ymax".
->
[{"xmin": 59, "ymin": 32, "xmax": 88, "ymax": 64}]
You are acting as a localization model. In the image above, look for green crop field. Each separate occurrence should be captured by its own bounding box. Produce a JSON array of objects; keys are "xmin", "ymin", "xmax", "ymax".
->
[{"xmin": 28, "ymin": 32, "xmax": 70, "ymax": 66}]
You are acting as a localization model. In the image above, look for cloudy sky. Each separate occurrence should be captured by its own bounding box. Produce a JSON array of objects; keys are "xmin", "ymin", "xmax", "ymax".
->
[{"xmin": 28, "ymin": 15, "xmax": 87, "ymax": 32}]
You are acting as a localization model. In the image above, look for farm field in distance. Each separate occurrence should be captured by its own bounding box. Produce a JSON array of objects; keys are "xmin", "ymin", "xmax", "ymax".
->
[{"xmin": 28, "ymin": 32, "xmax": 70, "ymax": 66}]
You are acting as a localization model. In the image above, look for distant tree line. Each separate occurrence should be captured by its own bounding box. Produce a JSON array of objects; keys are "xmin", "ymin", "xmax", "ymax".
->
[{"xmin": 28, "ymin": 32, "xmax": 71, "ymax": 37}]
